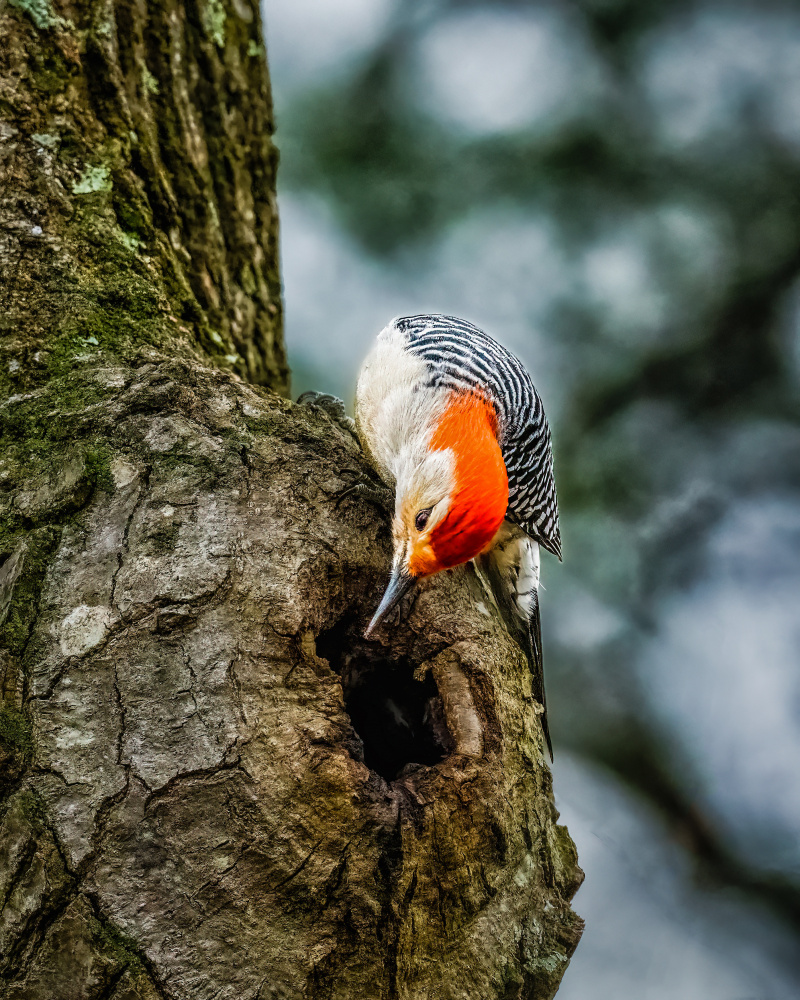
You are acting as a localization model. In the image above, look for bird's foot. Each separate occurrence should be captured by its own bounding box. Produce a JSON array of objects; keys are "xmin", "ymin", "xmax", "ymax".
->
[
  {"xmin": 335, "ymin": 476, "xmax": 394, "ymax": 514},
  {"xmin": 297, "ymin": 391, "xmax": 358, "ymax": 442}
]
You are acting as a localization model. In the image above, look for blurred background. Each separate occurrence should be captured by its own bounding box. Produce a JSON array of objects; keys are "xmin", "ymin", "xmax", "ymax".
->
[{"xmin": 260, "ymin": 0, "xmax": 800, "ymax": 995}]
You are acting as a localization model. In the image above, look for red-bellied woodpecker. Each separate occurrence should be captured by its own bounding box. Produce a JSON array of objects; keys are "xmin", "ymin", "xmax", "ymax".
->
[{"xmin": 355, "ymin": 314, "xmax": 561, "ymax": 760}]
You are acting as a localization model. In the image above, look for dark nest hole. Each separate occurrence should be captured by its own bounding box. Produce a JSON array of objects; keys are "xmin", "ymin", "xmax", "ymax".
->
[{"xmin": 317, "ymin": 617, "xmax": 454, "ymax": 781}]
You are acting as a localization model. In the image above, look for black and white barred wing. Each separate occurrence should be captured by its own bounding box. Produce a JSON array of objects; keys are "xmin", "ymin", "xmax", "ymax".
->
[
  {"xmin": 501, "ymin": 411, "xmax": 561, "ymax": 560},
  {"xmin": 397, "ymin": 314, "xmax": 562, "ymax": 560}
]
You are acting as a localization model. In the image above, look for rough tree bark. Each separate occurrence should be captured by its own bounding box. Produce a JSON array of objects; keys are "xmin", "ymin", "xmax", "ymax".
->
[{"xmin": 0, "ymin": 2, "xmax": 583, "ymax": 998}]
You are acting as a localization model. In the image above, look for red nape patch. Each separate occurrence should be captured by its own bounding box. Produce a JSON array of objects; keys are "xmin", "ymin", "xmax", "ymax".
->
[{"xmin": 428, "ymin": 391, "xmax": 508, "ymax": 571}]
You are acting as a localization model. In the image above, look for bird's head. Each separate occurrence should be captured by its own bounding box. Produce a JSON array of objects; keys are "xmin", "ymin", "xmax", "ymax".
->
[{"xmin": 365, "ymin": 391, "xmax": 509, "ymax": 636}]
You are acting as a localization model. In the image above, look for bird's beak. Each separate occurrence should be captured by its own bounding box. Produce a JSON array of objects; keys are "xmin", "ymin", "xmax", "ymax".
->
[{"xmin": 364, "ymin": 565, "xmax": 415, "ymax": 637}]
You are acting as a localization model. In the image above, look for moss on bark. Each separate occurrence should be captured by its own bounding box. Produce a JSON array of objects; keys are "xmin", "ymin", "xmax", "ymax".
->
[{"xmin": 0, "ymin": 0, "xmax": 285, "ymax": 394}]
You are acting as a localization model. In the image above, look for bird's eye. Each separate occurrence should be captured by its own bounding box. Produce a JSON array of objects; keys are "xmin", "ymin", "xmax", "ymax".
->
[{"xmin": 415, "ymin": 508, "xmax": 432, "ymax": 532}]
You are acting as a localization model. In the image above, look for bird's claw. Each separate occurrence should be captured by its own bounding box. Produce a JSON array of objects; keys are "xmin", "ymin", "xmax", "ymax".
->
[
  {"xmin": 335, "ymin": 478, "xmax": 394, "ymax": 514},
  {"xmin": 297, "ymin": 391, "xmax": 358, "ymax": 441}
]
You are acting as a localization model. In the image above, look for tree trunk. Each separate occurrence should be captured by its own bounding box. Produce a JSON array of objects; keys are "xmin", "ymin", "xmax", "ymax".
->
[{"xmin": 0, "ymin": 2, "xmax": 583, "ymax": 998}]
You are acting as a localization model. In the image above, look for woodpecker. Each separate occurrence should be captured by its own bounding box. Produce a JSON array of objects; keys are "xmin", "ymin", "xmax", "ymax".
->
[{"xmin": 355, "ymin": 314, "xmax": 561, "ymax": 760}]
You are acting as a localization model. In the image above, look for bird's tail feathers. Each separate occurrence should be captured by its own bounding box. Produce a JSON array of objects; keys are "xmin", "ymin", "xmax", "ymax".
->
[{"xmin": 527, "ymin": 590, "xmax": 553, "ymax": 761}]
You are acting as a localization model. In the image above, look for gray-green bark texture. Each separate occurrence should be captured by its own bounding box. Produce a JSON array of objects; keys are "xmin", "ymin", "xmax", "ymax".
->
[{"xmin": 0, "ymin": 1, "xmax": 584, "ymax": 997}]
